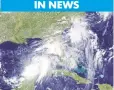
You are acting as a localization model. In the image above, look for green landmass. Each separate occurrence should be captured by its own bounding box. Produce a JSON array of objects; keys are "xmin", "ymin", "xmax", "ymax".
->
[
  {"xmin": 0, "ymin": 12, "xmax": 84, "ymax": 43},
  {"xmin": 51, "ymin": 69, "xmax": 91, "ymax": 84},
  {"xmin": 14, "ymin": 78, "xmax": 36, "ymax": 90},
  {"xmin": 98, "ymin": 84, "xmax": 113, "ymax": 90},
  {"xmin": 14, "ymin": 70, "xmax": 113, "ymax": 90},
  {"xmin": 15, "ymin": 69, "xmax": 90, "ymax": 90},
  {"xmin": 1, "ymin": 12, "xmax": 113, "ymax": 90}
]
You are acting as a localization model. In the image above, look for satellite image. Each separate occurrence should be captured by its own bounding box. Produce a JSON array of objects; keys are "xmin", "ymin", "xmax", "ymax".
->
[{"xmin": 0, "ymin": 12, "xmax": 113, "ymax": 90}]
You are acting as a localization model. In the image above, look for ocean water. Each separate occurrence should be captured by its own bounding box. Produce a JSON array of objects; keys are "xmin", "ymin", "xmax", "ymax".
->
[{"xmin": 0, "ymin": 12, "xmax": 113, "ymax": 90}]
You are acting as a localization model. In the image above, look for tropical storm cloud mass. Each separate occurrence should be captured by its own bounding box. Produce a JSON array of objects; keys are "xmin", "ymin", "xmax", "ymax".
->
[{"xmin": 0, "ymin": 12, "xmax": 113, "ymax": 90}]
